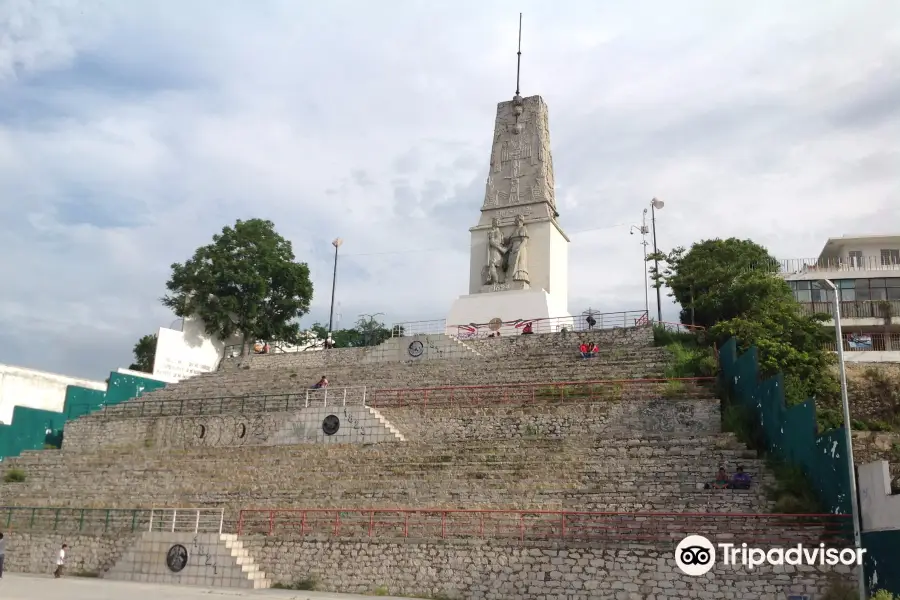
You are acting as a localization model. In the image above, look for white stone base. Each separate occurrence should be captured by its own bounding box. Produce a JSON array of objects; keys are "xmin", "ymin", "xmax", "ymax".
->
[{"xmin": 446, "ymin": 289, "xmax": 571, "ymax": 336}]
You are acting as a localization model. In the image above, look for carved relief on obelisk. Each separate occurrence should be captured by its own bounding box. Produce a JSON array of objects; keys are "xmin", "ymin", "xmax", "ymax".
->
[{"xmin": 480, "ymin": 95, "xmax": 556, "ymax": 212}]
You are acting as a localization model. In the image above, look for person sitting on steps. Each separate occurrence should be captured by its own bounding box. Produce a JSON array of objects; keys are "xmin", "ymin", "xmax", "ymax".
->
[
  {"xmin": 521, "ymin": 322, "xmax": 534, "ymax": 335},
  {"xmin": 591, "ymin": 342, "xmax": 599, "ymax": 356},
  {"xmin": 704, "ymin": 466, "xmax": 730, "ymax": 489},
  {"xmin": 311, "ymin": 376, "xmax": 328, "ymax": 389},
  {"xmin": 579, "ymin": 342, "xmax": 591, "ymax": 359},
  {"xmin": 730, "ymin": 465, "xmax": 752, "ymax": 489}
]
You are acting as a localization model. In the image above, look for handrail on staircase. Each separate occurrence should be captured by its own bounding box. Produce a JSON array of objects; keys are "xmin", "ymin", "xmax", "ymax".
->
[{"xmin": 148, "ymin": 507, "xmax": 226, "ymax": 534}]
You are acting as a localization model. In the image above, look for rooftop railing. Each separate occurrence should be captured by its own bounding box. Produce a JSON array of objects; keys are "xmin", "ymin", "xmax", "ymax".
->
[
  {"xmin": 236, "ymin": 508, "xmax": 852, "ymax": 546},
  {"xmin": 779, "ymin": 257, "xmax": 900, "ymax": 275}
]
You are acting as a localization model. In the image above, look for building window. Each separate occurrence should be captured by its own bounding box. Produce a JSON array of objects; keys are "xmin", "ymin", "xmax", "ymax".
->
[
  {"xmin": 853, "ymin": 278, "xmax": 900, "ymax": 302},
  {"xmin": 881, "ymin": 249, "xmax": 900, "ymax": 266},
  {"xmin": 848, "ymin": 251, "xmax": 864, "ymax": 268}
]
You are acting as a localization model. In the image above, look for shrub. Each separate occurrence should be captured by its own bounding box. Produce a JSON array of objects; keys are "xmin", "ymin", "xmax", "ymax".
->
[
  {"xmin": 662, "ymin": 380, "xmax": 686, "ymax": 398},
  {"xmin": 3, "ymin": 468, "xmax": 26, "ymax": 483},
  {"xmin": 372, "ymin": 585, "xmax": 390, "ymax": 596},
  {"xmin": 272, "ymin": 576, "xmax": 319, "ymax": 590},
  {"xmin": 872, "ymin": 590, "xmax": 899, "ymax": 600},
  {"xmin": 663, "ymin": 342, "xmax": 718, "ymax": 379},
  {"xmin": 821, "ymin": 579, "xmax": 856, "ymax": 600},
  {"xmin": 765, "ymin": 459, "xmax": 823, "ymax": 514}
]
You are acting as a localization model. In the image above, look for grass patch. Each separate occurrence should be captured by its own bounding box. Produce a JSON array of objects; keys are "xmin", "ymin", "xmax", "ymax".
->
[
  {"xmin": 661, "ymin": 380, "xmax": 686, "ymax": 398},
  {"xmin": 662, "ymin": 342, "xmax": 718, "ymax": 379},
  {"xmin": 272, "ymin": 576, "xmax": 319, "ymax": 590},
  {"xmin": 72, "ymin": 571, "xmax": 100, "ymax": 577},
  {"xmin": 372, "ymin": 585, "xmax": 390, "ymax": 596},
  {"xmin": 3, "ymin": 468, "xmax": 26, "ymax": 483},
  {"xmin": 764, "ymin": 458, "xmax": 823, "ymax": 514}
]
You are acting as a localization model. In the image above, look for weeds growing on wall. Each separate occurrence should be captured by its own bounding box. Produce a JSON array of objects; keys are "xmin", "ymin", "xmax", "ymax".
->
[
  {"xmin": 3, "ymin": 468, "xmax": 26, "ymax": 482},
  {"xmin": 272, "ymin": 576, "xmax": 319, "ymax": 590},
  {"xmin": 764, "ymin": 459, "xmax": 825, "ymax": 514}
]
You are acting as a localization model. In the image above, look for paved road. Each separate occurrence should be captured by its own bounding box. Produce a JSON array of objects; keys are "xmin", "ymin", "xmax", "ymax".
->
[{"xmin": 0, "ymin": 574, "xmax": 411, "ymax": 600}]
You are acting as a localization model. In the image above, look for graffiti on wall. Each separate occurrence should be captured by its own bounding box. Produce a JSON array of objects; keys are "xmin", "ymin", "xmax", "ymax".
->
[{"xmin": 156, "ymin": 414, "xmax": 272, "ymax": 448}]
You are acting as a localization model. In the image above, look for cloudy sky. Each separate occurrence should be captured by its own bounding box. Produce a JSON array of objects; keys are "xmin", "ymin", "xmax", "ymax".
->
[{"xmin": 1, "ymin": 1, "xmax": 898, "ymax": 380}]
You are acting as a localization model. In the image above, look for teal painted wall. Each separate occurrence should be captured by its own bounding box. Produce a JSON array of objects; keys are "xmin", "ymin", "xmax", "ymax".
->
[
  {"xmin": 719, "ymin": 338, "xmax": 900, "ymax": 596},
  {"xmin": 0, "ymin": 372, "xmax": 166, "ymax": 461}
]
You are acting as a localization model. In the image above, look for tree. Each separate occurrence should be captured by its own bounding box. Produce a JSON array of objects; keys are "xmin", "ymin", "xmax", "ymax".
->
[
  {"xmin": 128, "ymin": 333, "xmax": 158, "ymax": 373},
  {"xmin": 161, "ymin": 219, "xmax": 313, "ymax": 355},
  {"xmin": 309, "ymin": 316, "xmax": 396, "ymax": 348},
  {"xmin": 652, "ymin": 238, "xmax": 837, "ymax": 405},
  {"xmin": 648, "ymin": 238, "xmax": 780, "ymax": 328}
]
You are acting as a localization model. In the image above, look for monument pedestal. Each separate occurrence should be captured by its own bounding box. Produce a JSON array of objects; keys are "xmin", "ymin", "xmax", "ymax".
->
[{"xmin": 446, "ymin": 288, "xmax": 571, "ymax": 336}]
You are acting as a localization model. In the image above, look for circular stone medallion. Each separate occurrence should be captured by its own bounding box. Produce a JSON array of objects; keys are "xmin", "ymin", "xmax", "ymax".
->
[
  {"xmin": 322, "ymin": 414, "xmax": 340, "ymax": 436},
  {"xmin": 166, "ymin": 544, "xmax": 189, "ymax": 573},
  {"xmin": 408, "ymin": 341, "xmax": 424, "ymax": 358}
]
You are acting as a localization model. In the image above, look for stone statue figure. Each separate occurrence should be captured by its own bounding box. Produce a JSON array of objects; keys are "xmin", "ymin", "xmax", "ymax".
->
[
  {"xmin": 505, "ymin": 214, "xmax": 529, "ymax": 283},
  {"xmin": 482, "ymin": 217, "xmax": 508, "ymax": 285}
]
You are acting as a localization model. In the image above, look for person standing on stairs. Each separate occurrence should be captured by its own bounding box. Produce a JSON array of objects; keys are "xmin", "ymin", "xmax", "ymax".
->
[
  {"xmin": 0, "ymin": 532, "xmax": 6, "ymax": 578},
  {"xmin": 53, "ymin": 543, "xmax": 67, "ymax": 578}
]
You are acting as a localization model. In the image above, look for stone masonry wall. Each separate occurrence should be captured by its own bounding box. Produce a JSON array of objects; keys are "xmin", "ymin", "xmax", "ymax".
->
[
  {"xmin": 245, "ymin": 537, "xmax": 854, "ymax": 600},
  {"xmin": 1, "ymin": 531, "xmax": 137, "ymax": 575},
  {"xmin": 380, "ymin": 399, "xmax": 721, "ymax": 443},
  {"xmin": 63, "ymin": 405, "xmax": 397, "ymax": 453}
]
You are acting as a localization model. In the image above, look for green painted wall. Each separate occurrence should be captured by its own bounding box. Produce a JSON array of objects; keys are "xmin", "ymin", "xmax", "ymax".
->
[{"xmin": 0, "ymin": 372, "xmax": 167, "ymax": 461}]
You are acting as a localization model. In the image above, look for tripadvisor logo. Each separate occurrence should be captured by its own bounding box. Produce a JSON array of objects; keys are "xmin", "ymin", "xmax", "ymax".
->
[{"xmin": 675, "ymin": 535, "xmax": 866, "ymax": 576}]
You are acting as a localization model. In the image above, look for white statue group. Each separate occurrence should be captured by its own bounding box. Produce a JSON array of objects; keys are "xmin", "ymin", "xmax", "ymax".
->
[{"xmin": 483, "ymin": 215, "xmax": 529, "ymax": 286}]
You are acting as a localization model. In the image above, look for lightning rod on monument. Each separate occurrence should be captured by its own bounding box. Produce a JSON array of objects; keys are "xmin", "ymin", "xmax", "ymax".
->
[{"xmin": 515, "ymin": 13, "xmax": 523, "ymax": 96}]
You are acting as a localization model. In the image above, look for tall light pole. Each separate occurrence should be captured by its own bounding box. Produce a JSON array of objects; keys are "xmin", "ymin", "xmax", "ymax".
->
[
  {"xmin": 629, "ymin": 209, "xmax": 650, "ymax": 317},
  {"xmin": 650, "ymin": 198, "xmax": 665, "ymax": 323},
  {"xmin": 820, "ymin": 278, "xmax": 865, "ymax": 600},
  {"xmin": 328, "ymin": 238, "xmax": 343, "ymax": 343}
]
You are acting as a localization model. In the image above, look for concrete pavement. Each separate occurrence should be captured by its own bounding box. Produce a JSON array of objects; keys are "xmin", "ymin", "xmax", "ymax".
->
[{"xmin": 0, "ymin": 574, "xmax": 414, "ymax": 600}]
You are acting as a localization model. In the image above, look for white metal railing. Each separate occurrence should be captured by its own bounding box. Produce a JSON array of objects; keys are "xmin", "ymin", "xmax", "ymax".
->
[
  {"xmin": 304, "ymin": 385, "xmax": 367, "ymax": 408},
  {"xmin": 148, "ymin": 508, "xmax": 225, "ymax": 534}
]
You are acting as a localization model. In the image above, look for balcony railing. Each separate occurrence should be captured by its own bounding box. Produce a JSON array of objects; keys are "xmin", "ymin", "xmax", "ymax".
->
[
  {"xmin": 779, "ymin": 257, "xmax": 900, "ymax": 275},
  {"xmin": 796, "ymin": 300, "xmax": 900, "ymax": 319},
  {"xmin": 822, "ymin": 332, "xmax": 900, "ymax": 352}
]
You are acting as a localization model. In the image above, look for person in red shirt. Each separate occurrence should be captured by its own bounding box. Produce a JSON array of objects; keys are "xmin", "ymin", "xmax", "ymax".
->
[
  {"xmin": 591, "ymin": 342, "xmax": 599, "ymax": 356},
  {"xmin": 579, "ymin": 342, "xmax": 590, "ymax": 358}
]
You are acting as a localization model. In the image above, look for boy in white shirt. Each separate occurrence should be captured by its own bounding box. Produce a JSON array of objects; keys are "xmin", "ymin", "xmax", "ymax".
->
[{"xmin": 54, "ymin": 543, "xmax": 67, "ymax": 578}]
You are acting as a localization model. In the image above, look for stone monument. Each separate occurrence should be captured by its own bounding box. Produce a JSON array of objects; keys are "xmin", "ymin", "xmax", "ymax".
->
[{"xmin": 446, "ymin": 88, "xmax": 571, "ymax": 332}]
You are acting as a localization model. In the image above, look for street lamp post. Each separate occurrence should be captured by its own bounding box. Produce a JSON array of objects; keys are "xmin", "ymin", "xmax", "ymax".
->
[
  {"xmin": 328, "ymin": 238, "xmax": 343, "ymax": 344},
  {"xmin": 650, "ymin": 198, "xmax": 665, "ymax": 323},
  {"xmin": 820, "ymin": 278, "xmax": 865, "ymax": 600},
  {"xmin": 629, "ymin": 209, "xmax": 650, "ymax": 318}
]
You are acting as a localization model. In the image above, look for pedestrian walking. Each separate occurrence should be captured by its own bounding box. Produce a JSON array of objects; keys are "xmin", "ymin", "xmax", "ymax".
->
[{"xmin": 53, "ymin": 543, "xmax": 67, "ymax": 578}]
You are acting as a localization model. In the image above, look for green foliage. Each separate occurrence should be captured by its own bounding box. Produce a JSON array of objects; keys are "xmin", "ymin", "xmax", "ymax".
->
[
  {"xmin": 663, "ymin": 342, "xmax": 718, "ymax": 378},
  {"xmin": 764, "ymin": 458, "xmax": 824, "ymax": 514},
  {"xmin": 4, "ymin": 468, "xmax": 26, "ymax": 482},
  {"xmin": 272, "ymin": 576, "xmax": 319, "ymax": 590},
  {"xmin": 661, "ymin": 380, "xmax": 686, "ymax": 398},
  {"xmin": 128, "ymin": 333, "xmax": 158, "ymax": 373},
  {"xmin": 722, "ymin": 403, "xmax": 762, "ymax": 449},
  {"xmin": 372, "ymin": 585, "xmax": 390, "ymax": 596},
  {"xmin": 650, "ymin": 237, "xmax": 838, "ymax": 408},
  {"xmin": 872, "ymin": 590, "xmax": 899, "ymax": 600},
  {"xmin": 161, "ymin": 219, "xmax": 313, "ymax": 354},
  {"xmin": 651, "ymin": 324, "xmax": 696, "ymax": 347},
  {"xmin": 310, "ymin": 315, "xmax": 395, "ymax": 348}
]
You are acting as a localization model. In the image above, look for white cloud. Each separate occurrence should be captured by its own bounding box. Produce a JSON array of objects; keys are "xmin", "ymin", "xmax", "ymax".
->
[{"xmin": 1, "ymin": 0, "xmax": 899, "ymax": 378}]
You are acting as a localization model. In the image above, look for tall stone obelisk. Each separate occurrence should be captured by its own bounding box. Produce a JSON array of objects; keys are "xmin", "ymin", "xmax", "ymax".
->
[{"xmin": 445, "ymin": 91, "xmax": 571, "ymax": 330}]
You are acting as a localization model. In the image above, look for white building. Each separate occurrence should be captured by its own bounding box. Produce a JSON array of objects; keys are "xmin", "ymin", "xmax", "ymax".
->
[{"xmin": 780, "ymin": 234, "xmax": 900, "ymax": 361}]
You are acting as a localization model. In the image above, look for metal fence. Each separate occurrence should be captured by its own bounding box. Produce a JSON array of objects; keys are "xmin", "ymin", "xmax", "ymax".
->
[
  {"xmin": 779, "ymin": 257, "xmax": 900, "ymax": 275},
  {"xmin": 795, "ymin": 300, "xmax": 900, "ymax": 320},
  {"xmin": 822, "ymin": 332, "xmax": 900, "ymax": 352},
  {"xmin": 368, "ymin": 377, "xmax": 715, "ymax": 408},
  {"xmin": 148, "ymin": 507, "xmax": 225, "ymax": 534},
  {"xmin": 76, "ymin": 386, "xmax": 367, "ymax": 420},
  {"xmin": 236, "ymin": 508, "xmax": 852, "ymax": 546},
  {"xmin": 0, "ymin": 506, "xmax": 225, "ymax": 534},
  {"xmin": 390, "ymin": 310, "xmax": 650, "ymax": 339}
]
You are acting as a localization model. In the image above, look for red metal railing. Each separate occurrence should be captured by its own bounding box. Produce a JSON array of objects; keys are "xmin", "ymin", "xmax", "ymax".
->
[
  {"xmin": 368, "ymin": 377, "xmax": 715, "ymax": 408},
  {"xmin": 236, "ymin": 508, "xmax": 852, "ymax": 546},
  {"xmin": 654, "ymin": 321, "xmax": 706, "ymax": 333},
  {"xmin": 822, "ymin": 332, "xmax": 900, "ymax": 352}
]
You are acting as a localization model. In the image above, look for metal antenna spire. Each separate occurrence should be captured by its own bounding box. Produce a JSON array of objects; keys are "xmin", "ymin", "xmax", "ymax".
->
[{"xmin": 515, "ymin": 13, "xmax": 523, "ymax": 96}]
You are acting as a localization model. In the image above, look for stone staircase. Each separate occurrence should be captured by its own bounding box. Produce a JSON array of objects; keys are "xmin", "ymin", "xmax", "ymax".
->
[
  {"xmin": 104, "ymin": 531, "xmax": 271, "ymax": 589},
  {"xmin": 366, "ymin": 406, "xmax": 406, "ymax": 441}
]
